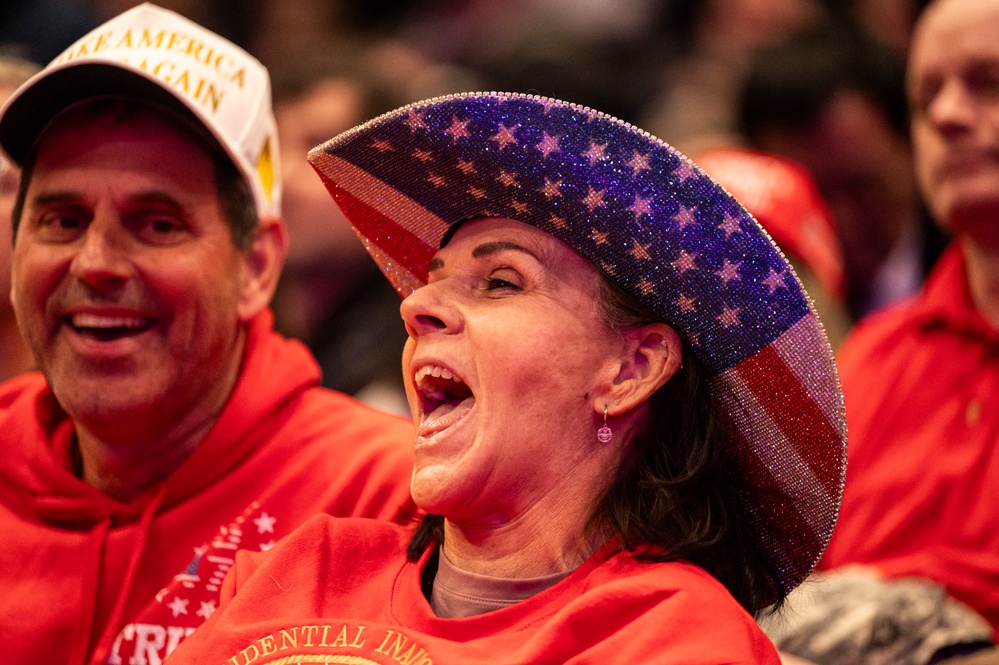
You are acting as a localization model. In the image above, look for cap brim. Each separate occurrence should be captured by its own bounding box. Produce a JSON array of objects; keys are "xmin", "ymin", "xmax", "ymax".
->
[{"xmin": 2, "ymin": 63, "xmax": 197, "ymax": 164}]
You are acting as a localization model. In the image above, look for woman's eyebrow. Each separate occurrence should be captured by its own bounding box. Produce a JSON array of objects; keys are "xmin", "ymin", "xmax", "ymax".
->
[
  {"xmin": 471, "ymin": 241, "xmax": 540, "ymax": 261},
  {"xmin": 427, "ymin": 240, "xmax": 544, "ymax": 274}
]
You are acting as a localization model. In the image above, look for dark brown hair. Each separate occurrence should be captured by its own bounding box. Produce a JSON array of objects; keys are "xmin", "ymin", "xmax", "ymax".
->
[{"xmin": 408, "ymin": 265, "xmax": 784, "ymax": 617}]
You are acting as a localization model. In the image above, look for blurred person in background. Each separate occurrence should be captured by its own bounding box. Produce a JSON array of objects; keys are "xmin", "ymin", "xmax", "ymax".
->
[
  {"xmin": 271, "ymin": 50, "xmax": 410, "ymax": 414},
  {"xmin": 0, "ymin": 55, "xmax": 39, "ymax": 381},
  {"xmin": 740, "ymin": 24, "xmax": 946, "ymax": 321},
  {"xmin": 639, "ymin": 0, "xmax": 831, "ymax": 156}
]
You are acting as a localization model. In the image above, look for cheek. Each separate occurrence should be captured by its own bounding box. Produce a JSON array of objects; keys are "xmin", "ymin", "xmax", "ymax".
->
[
  {"xmin": 401, "ymin": 339, "xmax": 420, "ymax": 421},
  {"xmin": 10, "ymin": 247, "xmax": 58, "ymax": 320}
]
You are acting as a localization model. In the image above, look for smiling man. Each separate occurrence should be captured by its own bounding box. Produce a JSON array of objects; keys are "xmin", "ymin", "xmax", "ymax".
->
[{"xmin": 0, "ymin": 5, "xmax": 414, "ymax": 664}]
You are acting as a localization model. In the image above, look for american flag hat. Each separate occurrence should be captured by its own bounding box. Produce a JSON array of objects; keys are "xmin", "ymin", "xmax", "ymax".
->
[{"xmin": 308, "ymin": 92, "xmax": 846, "ymax": 600}]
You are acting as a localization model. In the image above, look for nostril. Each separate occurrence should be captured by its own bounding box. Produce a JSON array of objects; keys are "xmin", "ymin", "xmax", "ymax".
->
[{"xmin": 416, "ymin": 314, "xmax": 446, "ymax": 329}]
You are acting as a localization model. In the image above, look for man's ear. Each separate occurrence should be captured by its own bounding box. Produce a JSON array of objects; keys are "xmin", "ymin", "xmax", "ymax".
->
[
  {"xmin": 237, "ymin": 216, "xmax": 288, "ymax": 323},
  {"xmin": 594, "ymin": 322, "xmax": 683, "ymax": 417}
]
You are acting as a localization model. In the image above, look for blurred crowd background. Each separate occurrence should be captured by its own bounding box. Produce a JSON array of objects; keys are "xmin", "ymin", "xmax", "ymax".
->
[{"xmin": 0, "ymin": 0, "xmax": 950, "ymax": 411}]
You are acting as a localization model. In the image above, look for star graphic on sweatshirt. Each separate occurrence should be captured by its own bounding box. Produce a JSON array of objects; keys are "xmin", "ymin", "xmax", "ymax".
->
[
  {"xmin": 167, "ymin": 597, "xmax": 189, "ymax": 617},
  {"xmin": 253, "ymin": 512, "xmax": 276, "ymax": 534},
  {"xmin": 197, "ymin": 600, "xmax": 216, "ymax": 619}
]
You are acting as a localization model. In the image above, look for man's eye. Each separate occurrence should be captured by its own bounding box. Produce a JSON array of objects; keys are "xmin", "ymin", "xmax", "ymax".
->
[
  {"xmin": 35, "ymin": 210, "xmax": 88, "ymax": 240},
  {"xmin": 135, "ymin": 214, "xmax": 189, "ymax": 243},
  {"xmin": 151, "ymin": 218, "xmax": 183, "ymax": 233}
]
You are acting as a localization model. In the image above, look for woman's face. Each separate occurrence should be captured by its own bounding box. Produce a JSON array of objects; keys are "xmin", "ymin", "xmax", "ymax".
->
[{"xmin": 401, "ymin": 217, "xmax": 627, "ymax": 526}]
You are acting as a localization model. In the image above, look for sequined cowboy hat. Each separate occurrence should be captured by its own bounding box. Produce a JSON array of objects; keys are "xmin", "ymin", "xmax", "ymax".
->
[{"xmin": 307, "ymin": 92, "xmax": 846, "ymax": 601}]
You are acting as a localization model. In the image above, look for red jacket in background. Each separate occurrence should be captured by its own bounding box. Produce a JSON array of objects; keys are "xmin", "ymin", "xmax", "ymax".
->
[
  {"xmin": 0, "ymin": 310, "xmax": 416, "ymax": 665},
  {"xmin": 821, "ymin": 244, "xmax": 999, "ymax": 637},
  {"xmin": 167, "ymin": 516, "xmax": 781, "ymax": 665}
]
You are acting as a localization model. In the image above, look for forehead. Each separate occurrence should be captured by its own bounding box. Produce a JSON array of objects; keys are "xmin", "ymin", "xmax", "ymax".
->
[
  {"xmin": 35, "ymin": 100, "xmax": 211, "ymax": 160},
  {"xmin": 439, "ymin": 217, "xmax": 582, "ymax": 269},
  {"xmin": 28, "ymin": 103, "xmax": 218, "ymax": 191},
  {"xmin": 911, "ymin": 0, "xmax": 999, "ymax": 75}
]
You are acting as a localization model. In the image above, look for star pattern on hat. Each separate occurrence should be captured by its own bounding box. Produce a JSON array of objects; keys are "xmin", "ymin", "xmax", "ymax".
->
[
  {"xmin": 582, "ymin": 141, "xmax": 608, "ymax": 165},
  {"xmin": 326, "ymin": 93, "xmax": 809, "ymax": 374},
  {"xmin": 536, "ymin": 132, "xmax": 561, "ymax": 159},
  {"xmin": 445, "ymin": 116, "xmax": 472, "ymax": 142},
  {"xmin": 491, "ymin": 123, "xmax": 519, "ymax": 150}
]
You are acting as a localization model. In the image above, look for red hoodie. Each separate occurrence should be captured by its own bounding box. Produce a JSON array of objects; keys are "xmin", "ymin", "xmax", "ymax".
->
[{"xmin": 0, "ymin": 310, "xmax": 415, "ymax": 665}]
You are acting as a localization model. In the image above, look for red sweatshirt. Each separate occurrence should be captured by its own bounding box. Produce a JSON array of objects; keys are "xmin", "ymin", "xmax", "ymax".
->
[
  {"xmin": 0, "ymin": 310, "xmax": 415, "ymax": 665},
  {"xmin": 167, "ymin": 516, "xmax": 781, "ymax": 665}
]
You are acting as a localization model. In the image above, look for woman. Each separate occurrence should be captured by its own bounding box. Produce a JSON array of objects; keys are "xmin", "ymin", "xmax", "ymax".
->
[{"xmin": 167, "ymin": 93, "xmax": 846, "ymax": 664}]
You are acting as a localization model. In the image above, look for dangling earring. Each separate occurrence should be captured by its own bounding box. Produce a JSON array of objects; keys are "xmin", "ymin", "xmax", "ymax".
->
[{"xmin": 597, "ymin": 404, "xmax": 613, "ymax": 443}]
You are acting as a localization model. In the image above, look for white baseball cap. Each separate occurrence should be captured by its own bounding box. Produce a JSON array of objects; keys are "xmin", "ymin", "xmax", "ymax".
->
[{"xmin": 0, "ymin": 2, "xmax": 281, "ymax": 218}]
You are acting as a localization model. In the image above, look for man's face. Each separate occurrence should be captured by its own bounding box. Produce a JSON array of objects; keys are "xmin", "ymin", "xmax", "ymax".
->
[
  {"xmin": 11, "ymin": 105, "xmax": 254, "ymax": 441},
  {"xmin": 908, "ymin": 0, "xmax": 999, "ymax": 242}
]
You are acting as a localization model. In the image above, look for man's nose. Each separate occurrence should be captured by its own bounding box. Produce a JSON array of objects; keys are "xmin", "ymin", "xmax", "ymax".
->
[{"xmin": 69, "ymin": 214, "xmax": 133, "ymax": 288}]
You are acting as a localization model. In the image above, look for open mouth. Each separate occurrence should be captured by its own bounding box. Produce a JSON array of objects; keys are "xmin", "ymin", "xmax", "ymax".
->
[
  {"xmin": 414, "ymin": 364, "xmax": 475, "ymax": 436},
  {"xmin": 67, "ymin": 313, "xmax": 155, "ymax": 342}
]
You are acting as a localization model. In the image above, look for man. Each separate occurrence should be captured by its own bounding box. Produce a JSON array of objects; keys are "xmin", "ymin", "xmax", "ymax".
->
[
  {"xmin": 0, "ymin": 5, "xmax": 414, "ymax": 664},
  {"xmin": 764, "ymin": 0, "xmax": 999, "ymax": 662}
]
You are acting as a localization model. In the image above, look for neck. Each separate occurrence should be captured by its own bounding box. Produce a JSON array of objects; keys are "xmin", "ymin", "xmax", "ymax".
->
[
  {"xmin": 442, "ymin": 479, "xmax": 612, "ymax": 580},
  {"xmin": 74, "ymin": 414, "xmax": 215, "ymax": 503},
  {"xmin": 961, "ymin": 236, "xmax": 999, "ymax": 328}
]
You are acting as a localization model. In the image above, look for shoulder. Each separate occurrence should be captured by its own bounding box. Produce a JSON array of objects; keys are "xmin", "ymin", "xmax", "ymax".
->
[
  {"xmin": 232, "ymin": 516, "xmax": 413, "ymax": 589},
  {"xmin": 569, "ymin": 555, "xmax": 780, "ymax": 662},
  {"xmin": 0, "ymin": 372, "xmax": 48, "ymax": 412}
]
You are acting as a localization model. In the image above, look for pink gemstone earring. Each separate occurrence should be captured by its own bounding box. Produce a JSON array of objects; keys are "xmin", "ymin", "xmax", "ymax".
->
[{"xmin": 597, "ymin": 404, "xmax": 613, "ymax": 443}]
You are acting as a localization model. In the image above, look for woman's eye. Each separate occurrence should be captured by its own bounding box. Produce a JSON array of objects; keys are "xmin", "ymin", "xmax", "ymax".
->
[{"xmin": 483, "ymin": 272, "xmax": 523, "ymax": 292}]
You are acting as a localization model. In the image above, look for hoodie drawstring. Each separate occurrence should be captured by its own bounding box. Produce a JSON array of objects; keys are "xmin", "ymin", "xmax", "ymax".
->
[
  {"xmin": 66, "ymin": 516, "xmax": 111, "ymax": 665},
  {"xmin": 82, "ymin": 484, "xmax": 168, "ymax": 665}
]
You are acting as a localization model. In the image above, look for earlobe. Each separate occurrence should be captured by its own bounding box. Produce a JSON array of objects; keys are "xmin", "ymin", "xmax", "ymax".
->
[
  {"xmin": 237, "ymin": 216, "xmax": 288, "ymax": 322},
  {"xmin": 595, "ymin": 323, "xmax": 683, "ymax": 417}
]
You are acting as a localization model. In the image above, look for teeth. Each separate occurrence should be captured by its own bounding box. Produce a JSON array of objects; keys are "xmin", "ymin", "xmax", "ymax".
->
[
  {"xmin": 414, "ymin": 365, "xmax": 463, "ymax": 385},
  {"xmin": 71, "ymin": 313, "xmax": 147, "ymax": 329}
]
